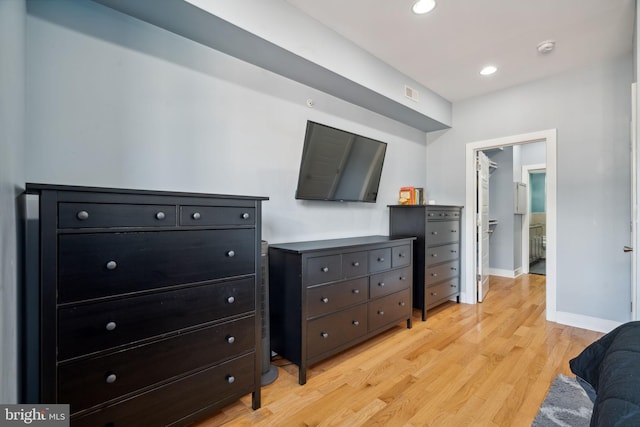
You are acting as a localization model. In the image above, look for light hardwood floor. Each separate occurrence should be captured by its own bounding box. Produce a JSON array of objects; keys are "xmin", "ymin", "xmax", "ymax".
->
[{"xmin": 196, "ymin": 274, "xmax": 602, "ymax": 426}]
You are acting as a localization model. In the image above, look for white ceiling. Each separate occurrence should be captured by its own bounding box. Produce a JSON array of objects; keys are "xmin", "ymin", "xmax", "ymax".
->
[{"xmin": 284, "ymin": 0, "xmax": 635, "ymax": 102}]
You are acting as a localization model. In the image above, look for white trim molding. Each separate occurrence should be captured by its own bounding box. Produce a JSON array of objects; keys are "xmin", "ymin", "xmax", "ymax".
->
[
  {"xmin": 464, "ymin": 129, "xmax": 557, "ymax": 322},
  {"xmin": 555, "ymin": 312, "xmax": 622, "ymax": 334}
]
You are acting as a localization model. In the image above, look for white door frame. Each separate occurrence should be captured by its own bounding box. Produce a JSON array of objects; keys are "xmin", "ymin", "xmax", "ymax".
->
[
  {"xmin": 521, "ymin": 164, "xmax": 546, "ymax": 274},
  {"xmin": 464, "ymin": 129, "xmax": 557, "ymax": 322}
]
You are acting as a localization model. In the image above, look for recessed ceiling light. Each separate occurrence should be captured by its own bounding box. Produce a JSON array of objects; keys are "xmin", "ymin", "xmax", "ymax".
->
[
  {"xmin": 480, "ymin": 65, "xmax": 497, "ymax": 76},
  {"xmin": 412, "ymin": 0, "xmax": 436, "ymax": 15},
  {"xmin": 537, "ymin": 40, "xmax": 556, "ymax": 55}
]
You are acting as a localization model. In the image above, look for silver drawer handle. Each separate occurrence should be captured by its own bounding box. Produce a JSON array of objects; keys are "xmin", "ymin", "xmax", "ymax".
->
[
  {"xmin": 378, "ymin": 282, "xmax": 385, "ymax": 287},
  {"xmin": 352, "ymin": 320, "xmax": 360, "ymax": 326},
  {"xmin": 432, "ymin": 231, "xmax": 438, "ymax": 235},
  {"xmin": 155, "ymin": 211, "xmax": 166, "ymax": 220},
  {"xmin": 105, "ymin": 373, "xmax": 117, "ymax": 384},
  {"xmin": 192, "ymin": 212, "xmax": 201, "ymax": 220},
  {"xmin": 352, "ymin": 261, "xmax": 360, "ymax": 267},
  {"xmin": 431, "ymin": 292, "xmax": 437, "ymax": 296},
  {"xmin": 432, "ymin": 273, "xmax": 438, "ymax": 277},
  {"xmin": 399, "ymin": 301, "xmax": 406, "ymax": 307},
  {"xmin": 241, "ymin": 212, "xmax": 250, "ymax": 219},
  {"xmin": 431, "ymin": 253, "xmax": 438, "ymax": 257},
  {"xmin": 106, "ymin": 261, "xmax": 117, "ymax": 270},
  {"xmin": 226, "ymin": 375, "xmax": 235, "ymax": 384},
  {"xmin": 352, "ymin": 289, "xmax": 360, "ymax": 294},
  {"xmin": 105, "ymin": 321, "xmax": 117, "ymax": 331},
  {"xmin": 399, "ymin": 276, "xmax": 406, "ymax": 280},
  {"xmin": 321, "ymin": 332, "xmax": 329, "ymax": 338},
  {"xmin": 377, "ymin": 310, "xmax": 384, "ymax": 316},
  {"xmin": 226, "ymin": 296, "xmax": 235, "ymax": 304},
  {"xmin": 321, "ymin": 267, "xmax": 329, "ymax": 272},
  {"xmin": 378, "ymin": 257, "xmax": 385, "ymax": 262},
  {"xmin": 321, "ymin": 297, "xmax": 329, "ymax": 304},
  {"xmin": 226, "ymin": 250, "xmax": 235, "ymax": 257},
  {"xmin": 76, "ymin": 210, "xmax": 89, "ymax": 220},
  {"xmin": 226, "ymin": 336, "xmax": 235, "ymax": 344}
]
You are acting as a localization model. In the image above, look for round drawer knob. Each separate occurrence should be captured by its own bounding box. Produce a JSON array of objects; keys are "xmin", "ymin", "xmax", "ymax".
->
[
  {"xmin": 226, "ymin": 296, "xmax": 235, "ymax": 304},
  {"xmin": 321, "ymin": 297, "xmax": 329, "ymax": 304},
  {"xmin": 399, "ymin": 253, "xmax": 406, "ymax": 258},
  {"xmin": 378, "ymin": 282, "xmax": 385, "ymax": 287},
  {"xmin": 105, "ymin": 321, "xmax": 117, "ymax": 331},
  {"xmin": 226, "ymin": 250, "xmax": 235, "ymax": 258},
  {"xmin": 76, "ymin": 210, "xmax": 89, "ymax": 220},
  {"xmin": 352, "ymin": 261, "xmax": 360, "ymax": 267},
  {"xmin": 432, "ymin": 231, "xmax": 438, "ymax": 235},
  {"xmin": 352, "ymin": 320, "xmax": 360, "ymax": 326},
  {"xmin": 399, "ymin": 302, "xmax": 406, "ymax": 307},
  {"xmin": 155, "ymin": 211, "xmax": 166, "ymax": 220},
  {"xmin": 378, "ymin": 310, "xmax": 384, "ymax": 316},
  {"xmin": 226, "ymin": 375, "xmax": 235, "ymax": 384},
  {"xmin": 452, "ymin": 250, "xmax": 458, "ymax": 254},
  {"xmin": 431, "ymin": 292, "xmax": 438, "ymax": 296},
  {"xmin": 321, "ymin": 267, "xmax": 329, "ymax": 272},
  {"xmin": 192, "ymin": 212, "xmax": 201, "ymax": 220},
  {"xmin": 321, "ymin": 332, "xmax": 329, "ymax": 338},
  {"xmin": 226, "ymin": 336, "xmax": 235, "ymax": 344},
  {"xmin": 451, "ymin": 267, "xmax": 457, "ymax": 271},
  {"xmin": 432, "ymin": 273, "xmax": 438, "ymax": 277},
  {"xmin": 105, "ymin": 373, "xmax": 117, "ymax": 384},
  {"xmin": 451, "ymin": 230, "xmax": 457, "ymax": 233},
  {"xmin": 399, "ymin": 276, "xmax": 406, "ymax": 281},
  {"xmin": 241, "ymin": 213, "xmax": 250, "ymax": 219},
  {"xmin": 432, "ymin": 254, "xmax": 438, "ymax": 257},
  {"xmin": 352, "ymin": 289, "xmax": 360, "ymax": 294},
  {"xmin": 378, "ymin": 257, "xmax": 385, "ymax": 262},
  {"xmin": 106, "ymin": 261, "xmax": 117, "ymax": 270},
  {"xmin": 451, "ymin": 284, "xmax": 457, "ymax": 288}
]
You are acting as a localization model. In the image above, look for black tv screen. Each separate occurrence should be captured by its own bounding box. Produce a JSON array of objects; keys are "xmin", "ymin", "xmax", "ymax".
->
[{"xmin": 295, "ymin": 121, "xmax": 387, "ymax": 202}]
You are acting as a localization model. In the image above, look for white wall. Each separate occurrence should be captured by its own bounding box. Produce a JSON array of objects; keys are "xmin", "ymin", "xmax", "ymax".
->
[
  {"xmin": 0, "ymin": 0, "xmax": 25, "ymax": 404},
  {"xmin": 25, "ymin": 0, "xmax": 427, "ymax": 245},
  {"xmin": 427, "ymin": 54, "xmax": 633, "ymax": 324}
]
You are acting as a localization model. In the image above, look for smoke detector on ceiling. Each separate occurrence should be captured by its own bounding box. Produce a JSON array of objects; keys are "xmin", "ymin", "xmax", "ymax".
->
[{"xmin": 537, "ymin": 40, "xmax": 556, "ymax": 55}]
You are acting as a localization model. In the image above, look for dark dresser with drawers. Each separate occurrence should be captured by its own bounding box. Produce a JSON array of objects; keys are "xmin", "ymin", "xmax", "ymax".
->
[
  {"xmin": 22, "ymin": 184, "xmax": 267, "ymax": 426},
  {"xmin": 389, "ymin": 205, "xmax": 463, "ymax": 321},
  {"xmin": 268, "ymin": 235, "xmax": 414, "ymax": 385}
]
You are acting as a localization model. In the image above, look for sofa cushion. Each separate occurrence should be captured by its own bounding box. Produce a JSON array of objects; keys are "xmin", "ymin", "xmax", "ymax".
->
[{"xmin": 570, "ymin": 321, "xmax": 640, "ymax": 426}]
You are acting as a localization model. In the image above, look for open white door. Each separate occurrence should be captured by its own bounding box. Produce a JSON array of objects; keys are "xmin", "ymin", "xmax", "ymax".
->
[{"xmin": 477, "ymin": 151, "xmax": 490, "ymax": 302}]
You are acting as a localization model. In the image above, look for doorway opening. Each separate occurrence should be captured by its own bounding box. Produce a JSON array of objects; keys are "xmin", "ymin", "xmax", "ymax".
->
[
  {"xmin": 464, "ymin": 129, "xmax": 557, "ymax": 322},
  {"xmin": 523, "ymin": 166, "xmax": 547, "ymax": 276}
]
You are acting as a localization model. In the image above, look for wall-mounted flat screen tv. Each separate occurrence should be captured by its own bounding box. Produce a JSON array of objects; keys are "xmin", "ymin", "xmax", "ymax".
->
[{"xmin": 295, "ymin": 121, "xmax": 387, "ymax": 202}]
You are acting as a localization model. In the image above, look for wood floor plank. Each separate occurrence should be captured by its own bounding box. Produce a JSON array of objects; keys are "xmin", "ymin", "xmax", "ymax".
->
[{"xmin": 194, "ymin": 274, "xmax": 604, "ymax": 427}]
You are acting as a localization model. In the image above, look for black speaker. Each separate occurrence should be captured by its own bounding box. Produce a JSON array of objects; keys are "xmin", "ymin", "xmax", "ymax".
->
[{"xmin": 260, "ymin": 241, "xmax": 278, "ymax": 385}]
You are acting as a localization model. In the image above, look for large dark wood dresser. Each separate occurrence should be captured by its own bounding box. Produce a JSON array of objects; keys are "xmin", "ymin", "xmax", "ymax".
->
[
  {"xmin": 268, "ymin": 235, "xmax": 415, "ymax": 385},
  {"xmin": 22, "ymin": 183, "xmax": 267, "ymax": 426},
  {"xmin": 389, "ymin": 205, "xmax": 463, "ymax": 321}
]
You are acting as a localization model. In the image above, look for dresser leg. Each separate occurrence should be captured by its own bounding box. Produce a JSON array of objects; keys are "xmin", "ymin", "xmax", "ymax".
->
[
  {"xmin": 299, "ymin": 365, "xmax": 307, "ymax": 385},
  {"xmin": 252, "ymin": 390, "xmax": 261, "ymax": 409}
]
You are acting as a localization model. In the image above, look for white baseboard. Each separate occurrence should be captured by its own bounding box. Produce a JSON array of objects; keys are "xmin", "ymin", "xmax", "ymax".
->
[
  {"xmin": 488, "ymin": 268, "xmax": 519, "ymax": 278},
  {"xmin": 554, "ymin": 311, "xmax": 623, "ymax": 333}
]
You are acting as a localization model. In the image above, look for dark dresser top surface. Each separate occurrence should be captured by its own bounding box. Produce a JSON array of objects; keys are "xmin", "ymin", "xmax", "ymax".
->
[{"xmin": 268, "ymin": 235, "xmax": 415, "ymax": 254}]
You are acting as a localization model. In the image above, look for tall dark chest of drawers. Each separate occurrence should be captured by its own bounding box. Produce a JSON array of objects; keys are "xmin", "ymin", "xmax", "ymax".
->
[
  {"xmin": 389, "ymin": 205, "xmax": 463, "ymax": 321},
  {"xmin": 268, "ymin": 236, "xmax": 414, "ymax": 385},
  {"xmin": 22, "ymin": 184, "xmax": 267, "ymax": 426}
]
